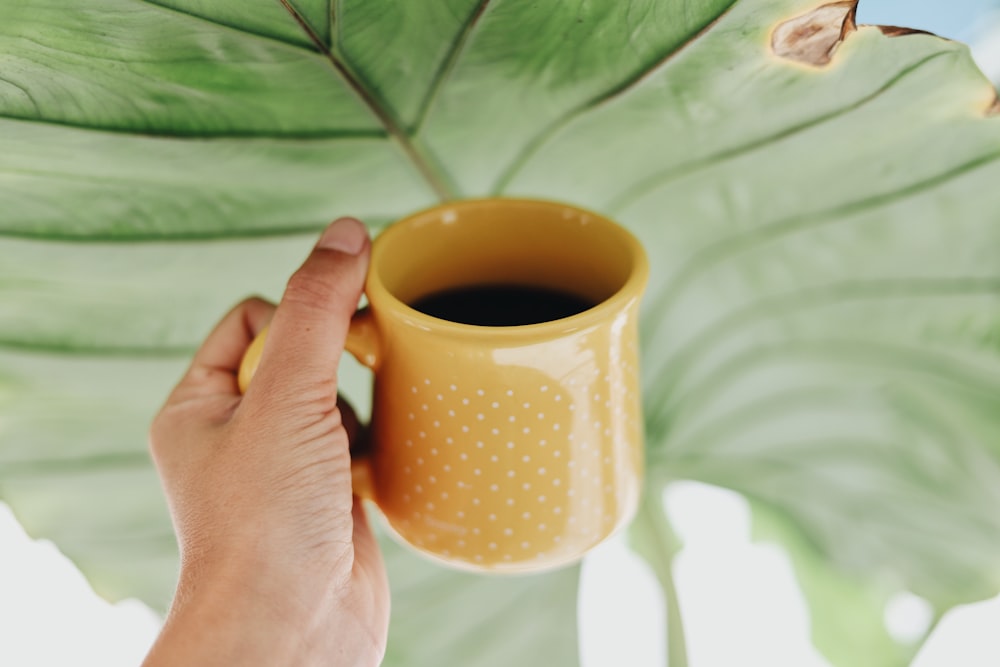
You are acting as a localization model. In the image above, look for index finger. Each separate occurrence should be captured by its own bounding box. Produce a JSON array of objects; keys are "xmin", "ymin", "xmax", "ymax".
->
[{"xmin": 169, "ymin": 297, "xmax": 275, "ymax": 403}]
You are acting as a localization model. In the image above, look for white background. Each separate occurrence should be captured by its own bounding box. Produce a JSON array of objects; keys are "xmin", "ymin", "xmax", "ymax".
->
[{"xmin": 3, "ymin": 482, "xmax": 1000, "ymax": 666}]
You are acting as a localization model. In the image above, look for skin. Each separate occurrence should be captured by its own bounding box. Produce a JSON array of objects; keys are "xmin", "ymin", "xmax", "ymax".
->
[{"xmin": 143, "ymin": 218, "xmax": 389, "ymax": 667}]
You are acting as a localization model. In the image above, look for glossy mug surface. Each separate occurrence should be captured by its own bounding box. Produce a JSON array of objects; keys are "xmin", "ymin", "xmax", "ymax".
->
[{"xmin": 239, "ymin": 198, "xmax": 648, "ymax": 573}]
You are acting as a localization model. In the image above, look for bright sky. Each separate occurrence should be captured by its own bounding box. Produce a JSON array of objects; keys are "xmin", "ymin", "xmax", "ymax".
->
[
  {"xmin": 856, "ymin": 0, "xmax": 1000, "ymax": 42},
  {"xmin": 971, "ymin": 22, "xmax": 1000, "ymax": 82},
  {"xmin": 858, "ymin": 0, "xmax": 1000, "ymax": 84}
]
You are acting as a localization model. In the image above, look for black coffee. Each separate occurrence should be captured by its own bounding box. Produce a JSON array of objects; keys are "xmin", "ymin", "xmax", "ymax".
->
[{"xmin": 410, "ymin": 284, "xmax": 595, "ymax": 326}]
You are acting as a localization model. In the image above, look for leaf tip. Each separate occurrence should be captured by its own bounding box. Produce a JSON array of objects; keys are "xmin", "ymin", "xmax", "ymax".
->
[{"xmin": 771, "ymin": 1, "xmax": 858, "ymax": 67}]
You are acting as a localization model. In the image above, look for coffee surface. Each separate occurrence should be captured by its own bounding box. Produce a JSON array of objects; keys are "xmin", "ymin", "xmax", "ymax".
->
[{"xmin": 410, "ymin": 284, "xmax": 594, "ymax": 326}]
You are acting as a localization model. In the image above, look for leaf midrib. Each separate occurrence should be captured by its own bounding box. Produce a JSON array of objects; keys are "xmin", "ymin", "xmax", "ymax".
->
[{"xmin": 276, "ymin": 0, "xmax": 455, "ymax": 200}]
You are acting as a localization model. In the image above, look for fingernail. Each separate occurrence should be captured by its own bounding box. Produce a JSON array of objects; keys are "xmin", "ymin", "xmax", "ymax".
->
[{"xmin": 317, "ymin": 217, "xmax": 366, "ymax": 255}]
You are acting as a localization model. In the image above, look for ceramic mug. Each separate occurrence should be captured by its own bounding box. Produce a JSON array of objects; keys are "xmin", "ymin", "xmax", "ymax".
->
[{"xmin": 239, "ymin": 198, "xmax": 648, "ymax": 573}]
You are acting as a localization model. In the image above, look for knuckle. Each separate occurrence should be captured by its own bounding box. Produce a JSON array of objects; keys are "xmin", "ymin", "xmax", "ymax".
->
[
  {"xmin": 240, "ymin": 377, "xmax": 341, "ymax": 424},
  {"xmin": 283, "ymin": 270, "xmax": 333, "ymax": 310},
  {"xmin": 283, "ymin": 265, "xmax": 356, "ymax": 314}
]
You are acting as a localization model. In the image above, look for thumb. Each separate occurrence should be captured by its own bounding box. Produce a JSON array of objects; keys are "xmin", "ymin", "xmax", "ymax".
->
[{"xmin": 251, "ymin": 218, "xmax": 370, "ymax": 397}]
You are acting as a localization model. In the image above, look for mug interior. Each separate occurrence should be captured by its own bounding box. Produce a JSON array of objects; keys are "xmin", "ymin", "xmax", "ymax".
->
[{"xmin": 369, "ymin": 199, "xmax": 643, "ymax": 323}]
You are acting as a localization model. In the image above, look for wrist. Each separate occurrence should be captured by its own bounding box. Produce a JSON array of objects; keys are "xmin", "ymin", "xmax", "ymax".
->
[{"xmin": 145, "ymin": 555, "xmax": 345, "ymax": 667}]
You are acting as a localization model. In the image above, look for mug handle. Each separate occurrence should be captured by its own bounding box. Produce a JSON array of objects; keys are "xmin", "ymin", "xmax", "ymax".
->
[{"xmin": 237, "ymin": 308, "xmax": 381, "ymax": 500}]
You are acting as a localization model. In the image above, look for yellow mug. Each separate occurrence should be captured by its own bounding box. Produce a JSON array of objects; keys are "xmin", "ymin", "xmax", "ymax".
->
[{"xmin": 239, "ymin": 198, "xmax": 648, "ymax": 573}]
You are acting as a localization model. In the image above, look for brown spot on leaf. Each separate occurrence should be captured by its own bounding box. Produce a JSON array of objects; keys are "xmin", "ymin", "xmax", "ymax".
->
[
  {"xmin": 988, "ymin": 95, "xmax": 1000, "ymax": 118},
  {"xmin": 874, "ymin": 25, "xmax": 934, "ymax": 38},
  {"xmin": 772, "ymin": 1, "xmax": 858, "ymax": 67}
]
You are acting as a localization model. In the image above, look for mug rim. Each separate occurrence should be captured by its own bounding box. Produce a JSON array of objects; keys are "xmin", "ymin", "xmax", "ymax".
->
[{"xmin": 365, "ymin": 197, "xmax": 649, "ymax": 338}]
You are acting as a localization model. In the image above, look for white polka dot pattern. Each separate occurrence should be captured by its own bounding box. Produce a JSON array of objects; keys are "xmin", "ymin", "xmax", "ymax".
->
[{"xmin": 369, "ymin": 300, "xmax": 644, "ymax": 572}]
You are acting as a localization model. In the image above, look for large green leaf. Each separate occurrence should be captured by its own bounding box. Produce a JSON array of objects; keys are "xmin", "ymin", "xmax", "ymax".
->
[{"xmin": 2, "ymin": 0, "xmax": 1000, "ymax": 665}]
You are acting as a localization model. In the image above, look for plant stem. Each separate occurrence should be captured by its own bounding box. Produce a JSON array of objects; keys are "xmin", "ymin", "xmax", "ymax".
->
[
  {"xmin": 906, "ymin": 610, "xmax": 944, "ymax": 665},
  {"xmin": 629, "ymin": 482, "xmax": 689, "ymax": 667}
]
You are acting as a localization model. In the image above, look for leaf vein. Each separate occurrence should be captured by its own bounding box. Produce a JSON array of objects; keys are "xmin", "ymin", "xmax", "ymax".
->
[
  {"xmin": 0, "ymin": 452, "xmax": 151, "ymax": 477},
  {"xmin": 606, "ymin": 50, "xmax": 954, "ymax": 212},
  {"xmin": 0, "ymin": 76, "xmax": 40, "ymax": 114},
  {"xmin": 412, "ymin": 0, "xmax": 493, "ymax": 133},
  {"xmin": 0, "ymin": 339, "xmax": 195, "ymax": 358},
  {"xmin": 644, "ymin": 149, "xmax": 1000, "ymax": 338},
  {"xmin": 131, "ymin": 0, "xmax": 319, "ymax": 52},
  {"xmin": 490, "ymin": 0, "xmax": 740, "ymax": 193},
  {"xmin": 645, "ymin": 276, "xmax": 1000, "ymax": 415},
  {"xmin": 660, "ymin": 338, "xmax": 1000, "ymax": 435},
  {"xmin": 0, "ymin": 112, "xmax": 388, "ymax": 139}
]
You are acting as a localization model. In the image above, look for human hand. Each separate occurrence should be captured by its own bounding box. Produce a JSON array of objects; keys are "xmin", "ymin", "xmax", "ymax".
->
[{"xmin": 144, "ymin": 218, "xmax": 389, "ymax": 667}]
